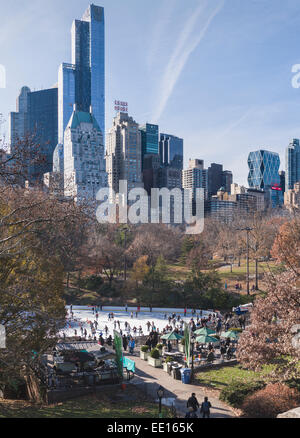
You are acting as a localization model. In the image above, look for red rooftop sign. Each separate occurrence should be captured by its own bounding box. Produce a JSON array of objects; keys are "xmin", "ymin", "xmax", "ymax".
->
[{"xmin": 114, "ymin": 100, "xmax": 128, "ymax": 113}]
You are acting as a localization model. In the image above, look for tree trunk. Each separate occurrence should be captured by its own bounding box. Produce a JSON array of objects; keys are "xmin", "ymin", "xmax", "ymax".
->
[
  {"xmin": 24, "ymin": 373, "xmax": 44, "ymax": 403},
  {"xmin": 255, "ymin": 259, "xmax": 259, "ymax": 290}
]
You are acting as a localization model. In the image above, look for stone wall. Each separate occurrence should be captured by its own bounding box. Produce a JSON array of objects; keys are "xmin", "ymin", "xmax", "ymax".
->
[{"xmin": 277, "ymin": 407, "xmax": 300, "ymax": 418}]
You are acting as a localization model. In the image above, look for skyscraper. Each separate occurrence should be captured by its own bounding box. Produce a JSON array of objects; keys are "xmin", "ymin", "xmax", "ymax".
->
[
  {"xmin": 8, "ymin": 86, "xmax": 30, "ymax": 152},
  {"xmin": 9, "ymin": 86, "xmax": 58, "ymax": 183},
  {"xmin": 159, "ymin": 134, "xmax": 183, "ymax": 170},
  {"xmin": 64, "ymin": 106, "xmax": 107, "ymax": 201},
  {"xmin": 183, "ymin": 159, "xmax": 208, "ymax": 216},
  {"xmin": 248, "ymin": 150, "xmax": 280, "ymax": 189},
  {"xmin": 286, "ymin": 139, "xmax": 300, "ymax": 191},
  {"xmin": 207, "ymin": 163, "xmax": 223, "ymax": 198},
  {"xmin": 222, "ymin": 170, "xmax": 233, "ymax": 194},
  {"xmin": 58, "ymin": 4, "xmax": 105, "ymax": 144},
  {"xmin": 106, "ymin": 112, "xmax": 143, "ymax": 192},
  {"xmin": 140, "ymin": 123, "xmax": 159, "ymax": 169},
  {"xmin": 208, "ymin": 163, "xmax": 233, "ymax": 197},
  {"xmin": 27, "ymin": 88, "xmax": 58, "ymax": 181},
  {"xmin": 248, "ymin": 150, "xmax": 282, "ymax": 208}
]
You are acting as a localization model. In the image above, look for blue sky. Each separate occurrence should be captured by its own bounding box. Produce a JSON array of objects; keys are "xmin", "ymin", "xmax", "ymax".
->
[{"xmin": 1, "ymin": 0, "xmax": 300, "ymax": 185}]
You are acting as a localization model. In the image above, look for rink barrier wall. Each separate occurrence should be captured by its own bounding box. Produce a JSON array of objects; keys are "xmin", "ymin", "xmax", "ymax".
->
[{"xmin": 67, "ymin": 306, "xmax": 217, "ymax": 316}]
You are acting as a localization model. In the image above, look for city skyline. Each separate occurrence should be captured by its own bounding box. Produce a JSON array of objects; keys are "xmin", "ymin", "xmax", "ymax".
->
[{"xmin": 2, "ymin": 0, "xmax": 300, "ymax": 185}]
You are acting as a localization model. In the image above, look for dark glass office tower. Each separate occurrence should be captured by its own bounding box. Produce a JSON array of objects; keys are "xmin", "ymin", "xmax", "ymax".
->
[
  {"xmin": 9, "ymin": 87, "xmax": 58, "ymax": 183},
  {"xmin": 140, "ymin": 123, "xmax": 159, "ymax": 169},
  {"xmin": 159, "ymin": 133, "xmax": 183, "ymax": 170},
  {"xmin": 58, "ymin": 4, "xmax": 105, "ymax": 143},
  {"xmin": 28, "ymin": 88, "xmax": 58, "ymax": 181},
  {"xmin": 208, "ymin": 163, "xmax": 223, "ymax": 197}
]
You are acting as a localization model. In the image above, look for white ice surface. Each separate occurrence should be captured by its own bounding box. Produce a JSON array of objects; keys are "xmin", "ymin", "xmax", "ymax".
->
[{"xmin": 60, "ymin": 307, "xmax": 215, "ymax": 339}]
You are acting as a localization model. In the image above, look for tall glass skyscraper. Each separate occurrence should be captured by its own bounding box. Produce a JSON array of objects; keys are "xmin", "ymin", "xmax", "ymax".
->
[
  {"xmin": 286, "ymin": 139, "xmax": 300, "ymax": 191},
  {"xmin": 58, "ymin": 4, "xmax": 105, "ymax": 144},
  {"xmin": 248, "ymin": 150, "xmax": 280, "ymax": 189},
  {"xmin": 9, "ymin": 86, "xmax": 58, "ymax": 183},
  {"xmin": 140, "ymin": 123, "xmax": 159, "ymax": 169},
  {"xmin": 248, "ymin": 150, "xmax": 282, "ymax": 208},
  {"xmin": 27, "ymin": 88, "xmax": 58, "ymax": 181},
  {"xmin": 159, "ymin": 134, "xmax": 183, "ymax": 170}
]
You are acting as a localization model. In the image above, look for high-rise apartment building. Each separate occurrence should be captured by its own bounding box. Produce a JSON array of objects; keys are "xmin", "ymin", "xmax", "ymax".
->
[
  {"xmin": 106, "ymin": 112, "xmax": 143, "ymax": 192},
  {"xmin": 208, "ymin": 163, "xmax": 233, "ymax": 197},
  {"xmin": 279, "ymin": 170, "xmax": 286, "ymax": 193},
  {"xmin": 64, "ymin": 107, "xmax": 107, "ymax": 201},
  {"xmin": 157, "ymin": 167, "xmax": 182, "ymax": 191},
  {"xmin": 183, "ymin": 159, "xmax": 208, "ymax": 196},
  {"xmin": 286, "ymin": 139, "xmax": 300, "ymax": 191},
  {"xmin": 58, "ymin": 4, "xmax": 105, "ymax": 144},
  {"xmin": 183, "ymin": 159, "xmax": 208, "ymax": 216},
  {"xmin": 222, "ymin": 170, "xmax": 233, "ymax": 194},
  {"xmin": 284, "ymin": 182, "xmax": 300, "ymax": 210},
  {"xmin": 8, "ymin": 86, "xmax": 30, "ymax": 151}
]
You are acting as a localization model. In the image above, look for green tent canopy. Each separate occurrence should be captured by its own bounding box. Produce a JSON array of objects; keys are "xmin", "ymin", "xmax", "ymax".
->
[
  {"xmin": 194, "ymin": 327, "xmax": 216, "ymax": 336},
  {"xmin": 196, "ymin": 335, "xmax": 219, "ymax": 344},
  {"xmin": 161, "ymin": 332, "xmax": 183, "ymax": 341},
  {"xmin": 221, "ymin": 331, "xmax": 240, "ymax": 340}
]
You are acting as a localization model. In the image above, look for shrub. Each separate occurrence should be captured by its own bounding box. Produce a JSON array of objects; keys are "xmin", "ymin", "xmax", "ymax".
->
[
  {"xmin": 141, "ymin": 345, "xmax": 149, "ymax": 353},
  {"xmin": 286, "ymin": 378, "xmax": 300, "ymax": 393},
  {"xmin": 78, "ymin": 275, "xmax": 103, "ymax": 291},
  {"xmin": 242, "ymin": 383, "xmax": 300, "ymax": 418},
  {"xmin": 165, "ymin": 356, "xmax": 173, "ymax": 363},
  {"xmin": 156, "ymin": 344, "xmax": 163, "ymax": 349},
  {"xmin": 180, "ymin": 338, "xmax": 185, "ymax": 346},
  {"xmin": 220, "ymin": 380, "xmax": 266, "ymax": 407},
  {"xmin": 150, "ymin": 349, "xmax": 160, "ymax": 359}
]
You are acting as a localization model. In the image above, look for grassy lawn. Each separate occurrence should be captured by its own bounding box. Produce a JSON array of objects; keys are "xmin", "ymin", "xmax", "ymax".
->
[
  {"xmin": 195, "ymin": 365, "xmax": 272, "ymax": 392},
  {"xmin": 166, "ymin": 263, "xmax": 191, "ymax": 281},
  {"xmin": 0, "ymin": 394, "xmax": 173, "ymax": 418}
]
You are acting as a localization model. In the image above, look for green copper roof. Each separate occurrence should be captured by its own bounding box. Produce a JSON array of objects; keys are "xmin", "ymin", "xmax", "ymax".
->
[{"xmin": 69, "ymin": 110, "xmax": 101, "ymax": 131}]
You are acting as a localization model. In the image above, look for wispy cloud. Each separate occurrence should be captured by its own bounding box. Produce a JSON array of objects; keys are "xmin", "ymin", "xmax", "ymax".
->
[
  {"xmin": 146, "ymin": 0, "xmax": 174, "ymax": 69},
  {"xmin": 216, "ymin": 107, "xmax": 255, "ymax": 140},
  {"xmin": 152, "ymin": 0, "xmax": 225, "ymax": 123}
]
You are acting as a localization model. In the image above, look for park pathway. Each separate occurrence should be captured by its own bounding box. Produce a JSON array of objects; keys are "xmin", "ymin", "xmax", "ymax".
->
[{"xmin": 125, "ymin": 353, "xmax": 236, "ymax": 418}]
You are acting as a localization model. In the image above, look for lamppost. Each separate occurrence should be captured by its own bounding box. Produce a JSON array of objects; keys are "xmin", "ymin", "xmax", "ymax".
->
[
  {"xmin": 237, "ymin": 227, "xmax": 253, "ymax": 295},
  {"xmin": 122, "ymin": 227, "xmax": 129, "ymax": 281},
  {"xmin": 157, "ymin": 386, "xmax": 164, "ymax": 418},
  {"xmin": 191, "ymin": 336, "xmax": 196, "ymax": 379}
]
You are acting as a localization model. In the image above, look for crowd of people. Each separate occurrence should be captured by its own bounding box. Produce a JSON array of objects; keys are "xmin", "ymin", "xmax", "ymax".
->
[{"xmin": 61, "ymin": 306, "xmax": 247, "ymax": 358}]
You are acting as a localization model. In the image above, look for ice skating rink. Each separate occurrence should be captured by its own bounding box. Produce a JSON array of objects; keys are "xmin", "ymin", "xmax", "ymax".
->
[{"xmin": 61, "ymin": 306, "xmax": 216, "ymax": 338}]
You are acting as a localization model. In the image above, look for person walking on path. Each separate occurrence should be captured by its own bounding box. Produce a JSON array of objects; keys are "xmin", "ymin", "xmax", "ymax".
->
[
  {"xmin": 122, "ymin": 335, "xmax": 128, "ymax": 352},
  {"xmin": 200, "ymin": 397, "xmax": 212, "ymax": 418},
  {"xmin": 186, "ymin": 393, "xmax": 199, "ymax": 417},
  {"xmin": 129, "ymin": 337, "xmax": 135, "ymax": 355}
]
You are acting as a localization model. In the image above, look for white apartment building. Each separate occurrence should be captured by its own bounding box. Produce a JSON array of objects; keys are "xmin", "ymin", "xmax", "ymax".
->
[{"xmin": 64, "ymin": 107, "xmax": 107, "ymax": 202}]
